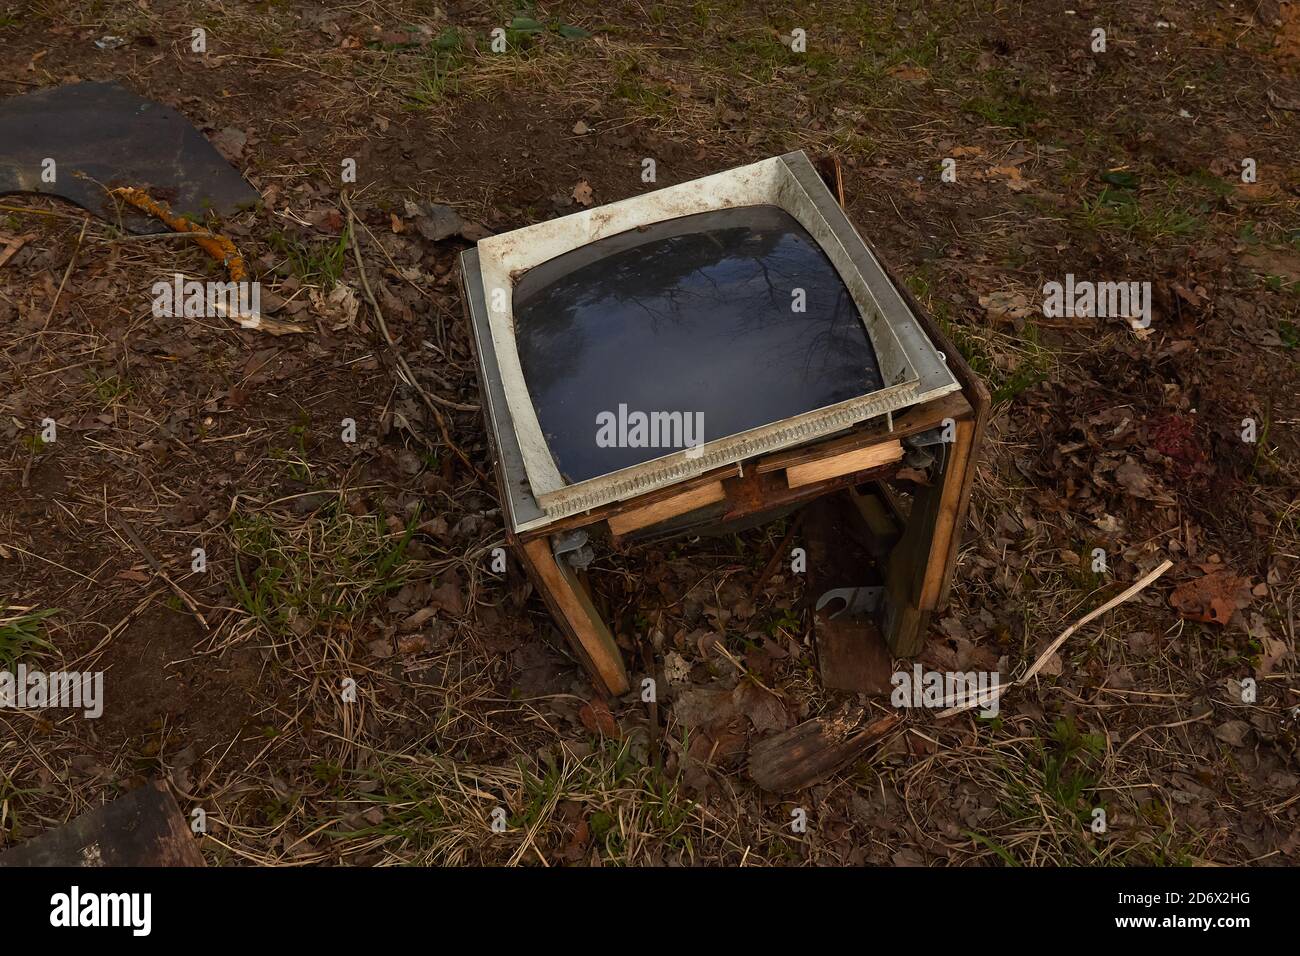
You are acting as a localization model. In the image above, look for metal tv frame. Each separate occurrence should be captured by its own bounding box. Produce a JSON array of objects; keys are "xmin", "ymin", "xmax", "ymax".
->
[{"xmin": 460, "ymin": 150, "xmax": 960, "ymax": 533}]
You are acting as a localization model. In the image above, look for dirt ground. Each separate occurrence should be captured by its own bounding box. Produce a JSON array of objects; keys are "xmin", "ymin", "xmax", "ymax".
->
[{"xmin": 0, "ymin": 0, "xmax": 1297, "ymax": 865}]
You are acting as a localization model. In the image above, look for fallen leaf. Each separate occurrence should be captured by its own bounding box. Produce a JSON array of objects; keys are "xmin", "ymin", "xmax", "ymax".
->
[
  {"xmin": 210, "ymin": 126, "xmax": 248, "ymax": 162},
  {"xmin": 309, "ymin": 282, "xmax": 360, "ymax": 330},
  {"xmin": 579, "ymin": 698, "xmax": 619, "ymax": 737},
  {"xmin": 1169, "ymin": 571, "xmax": 1253, "ymax": 625},
  {"xmin": 1266, "ymin": 88, "xmax": 1300, "ymax": 111},
  {"xmin": 1257, "ymin": 637, "xmax": 1289, "ymax": 677},
  {"xmin": 732, "ymin": 680, "xmax": 790, "ymax": 733},
  {"xmin": 0, "ymin": 232, "xmax": 37, "ymax": 270},
  {"xmin": 672, "ymin": 687, "xmax": 737, "ymax": 732},
  {"xmin": 458, "ymin": 221, "xmax": 493, "ymax": 242},
  {"xmin": 572, "ymin": 179, "xmax": 594, "ymax": 206},
  {"xmin": 988, "ymin": 165, "xmax": 1029, "ymax": 191},
  {"xmin": 978, "ymin": 290, "xmax": 1032, "ymax": 324},
  {"xmin": 1213, "ymin": 720, "xmax": 1250, "ymax": 747},
  {"xmin": 400, "ymin": 607, "xmax": 437, "ymax": 631},
  {"xmin": 395, "ymin": 634, "xmax": 430, "ymax": 655},
  {"xmin": 429, "ymin": 578, "xmax": 466, "ymax": 616},
  {"xmin": 1241, "ymin": 247, "xmax": 1300, "ymax": 284},
  {"xmin": 663, "ymin": 650, "xmax": 691, "ymax": 685},
  {"xmin": 885, "ymin": 63, "xmax": 929, "ymax": 82},
  {"xmin": 1114, "ymin": 458, "xmax": 1155, "ymax": 498},
  {"xmin": 1038, "ymin": 650, "xmax": 1063, "ymax": 676},
  {"xmin": 411, "ymin": 202, "xmax": 465, "ymax": 242}
]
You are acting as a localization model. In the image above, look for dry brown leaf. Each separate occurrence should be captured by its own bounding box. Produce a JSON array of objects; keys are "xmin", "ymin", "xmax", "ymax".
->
[
  {"xmin": 978, "ymin": 290, "xmax": 1032, "ymax": 324},
  {"xmin": 1169, "ymin": 571, "xmax": 1253, "ymax": 625},
  {"xmin": 885, "ymin": 63, "xmax": 929, "ymax": 82},
  {"xmin": 732, "ymin": 680, "xmax": 790, "ymax": 733},
  {"xmin": 1114, "ymin": 458, "xmax": 1155, "ymax": 498},
  {"xmin": 1213, "ymin": 720, "xmax": 1250, "ymax": 747},
  {"xmin": 579, "ymin": 698, "xmax": 619, "ymax": 737}
]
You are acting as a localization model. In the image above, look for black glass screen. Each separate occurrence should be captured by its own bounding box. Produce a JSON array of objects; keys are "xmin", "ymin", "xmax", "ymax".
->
[{"xmin": 512, "ymin": 205, "xmax": 884, "ymax": 483}]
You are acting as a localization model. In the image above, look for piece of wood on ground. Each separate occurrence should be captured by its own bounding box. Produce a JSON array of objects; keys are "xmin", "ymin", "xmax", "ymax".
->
[
  {"xmin": 0, "ymin": 781, "xmax": 203, "ymax": 867},
  {"xmin": 0, "ymin": 232, "xmax": 36, "ymax": 270},
  {"xmin": 786, "ymin": 439, "xmax": 903, "ymax": 488},
  {"xmin": 748, "ymin": 711, "xmax": 900, "ymax": 793},
  {"xmin": 936, "ymin": 559, "xmax": 1175, "ymax": 718}
]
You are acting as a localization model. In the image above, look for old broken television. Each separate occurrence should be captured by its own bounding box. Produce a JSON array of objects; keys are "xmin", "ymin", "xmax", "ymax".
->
[{"xmin": 460, "ymin": 151, "xmax": 959, "ymax": 533}]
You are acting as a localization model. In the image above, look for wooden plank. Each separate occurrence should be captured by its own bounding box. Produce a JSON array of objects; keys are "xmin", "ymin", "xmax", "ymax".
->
[
  {"xmin": 520, "ymin": 537, "xmax": 629, "ymax": 696},
  {"xmin": 847, "ymin": 486, "xmax": 901, "ymax": 556},
  {"xmin": 720, "ymin": 457, "xmax": 905, "ymax": 525},
  {"xmin": 882, "ymin": 414, "xmax": 976, "ymax": 656},
  {"xmin": 747, "ymin": 713, "xmax": 900, "ymax": 793},
  {"xmin": 786, "ymin": 439, "xmax": 902, "ymax": 488},
  {"xmin": 918, "ymin": 417, "xmax": 977, "ymax": 609},
  {"xmin": 529, "ymin": 388, "xmax": 972, "ymax": 540},
  {"xmin": 882, "ymin": 488, "xmax": 937, "ymax": 656},
  {"xmin": 861, "ymin": 232, "xmax": 989, "ymax": 610},
  {"xmin": 755, "ymin": 391, "xmax": 969, "ymax": 474},
  {"xmin": 0, "ymin": 782, "xmax": 203, "ymax": 867},
  {"xmin": 607, "ymin": 480, "xmax": 726, "ymax": 537},
  {"xmin": 520, "ymin": 463, "xmax": 741, "ymax": 540}
]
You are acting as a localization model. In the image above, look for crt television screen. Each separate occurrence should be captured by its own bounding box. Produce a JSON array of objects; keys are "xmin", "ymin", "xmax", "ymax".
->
[{"xmin": 512, "ymin": 204, "xmax": 885, "ymax": 484}]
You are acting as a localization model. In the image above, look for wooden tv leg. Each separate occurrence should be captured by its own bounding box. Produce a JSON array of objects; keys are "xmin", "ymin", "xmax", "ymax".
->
[
  {"xmin": 520, "ymin": 537, "xmax": 630, "ymax": 697},
  {"xmin": 883, "ymin": 414, "xmax": 977, "ymax": 656}
]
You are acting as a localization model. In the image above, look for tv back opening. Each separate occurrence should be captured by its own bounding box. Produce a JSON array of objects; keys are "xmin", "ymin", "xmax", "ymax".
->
[{"xmin": 460, "ymin": 150, "xmax": 960, "ymax": 533}]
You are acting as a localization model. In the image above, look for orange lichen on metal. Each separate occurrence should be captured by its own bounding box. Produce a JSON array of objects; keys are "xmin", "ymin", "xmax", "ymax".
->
[{"xmin": 109, "ymin": 186, "xmax": 246, "ymax": 281}]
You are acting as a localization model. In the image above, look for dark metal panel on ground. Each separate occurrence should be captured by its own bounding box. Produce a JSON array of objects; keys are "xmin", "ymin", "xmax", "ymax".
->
[
  {"xmin": 0, "ymin": 82, "xmax": 258, "ymax": 234},
  {"xmin": 0, "ymin": 782, "xmax": 203, "ymax": 867}
]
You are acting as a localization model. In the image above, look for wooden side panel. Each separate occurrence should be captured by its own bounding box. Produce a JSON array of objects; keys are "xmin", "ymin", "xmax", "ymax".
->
[
  {"xmin": 804, "ymin": 496, "xmax": 893, "ymax": 695},
  {"xmin": 520, "ymin": 537, "xmax": 629, "ymax": 696},
  {"xmin": 882, "ymin": 415, "xmax": 976, "ymax": 656},
  {"xmin": 919, "ymin": 417, "xmax": 977, "ymax": 609}
]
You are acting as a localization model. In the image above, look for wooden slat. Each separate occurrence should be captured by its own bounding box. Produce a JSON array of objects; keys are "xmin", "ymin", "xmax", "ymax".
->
[
  {"xmin": 521, "ymin": 537, "xmax": 629, "ymax": 696},
  {"xmin": 607, "ymin": 480, "xmax": 726, "ymax": 536},
  {"xmin": 918, "ymin": 417, "xmax": 976, "ymax": 609},
  {"xmin": 521, "ymin": 463, "xmax": 741, "ymax": 540},
  {"xmin": 786, "ymin": 439, "xmax": 903, "ymax": 488},
  {"xmin": 847, "ymin": 486, "xmax": 901, "ymax": 554},
  {"xmin": 882, "ymin": 413, "xmax": 976, "ymax": 656},
  {"xmin": 755, "ymin": 391, "xmax": 969, "ymax": 474}
]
